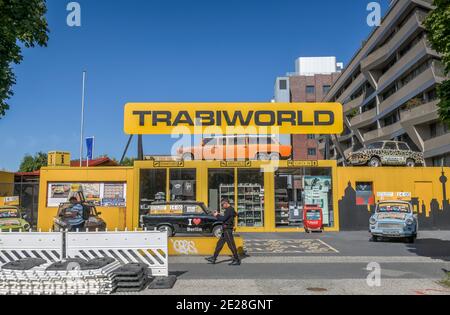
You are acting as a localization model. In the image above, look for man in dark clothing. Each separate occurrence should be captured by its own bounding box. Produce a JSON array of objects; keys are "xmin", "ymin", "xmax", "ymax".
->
[{"xmin": 205, "ymin": 199, "xmax": 241, "ymax": 266}]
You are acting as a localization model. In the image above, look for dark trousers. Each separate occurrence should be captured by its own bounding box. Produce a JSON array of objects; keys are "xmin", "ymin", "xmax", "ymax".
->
[{"xmin": 213, "ymin": 228, "xmax": 240, "ymax": 260}]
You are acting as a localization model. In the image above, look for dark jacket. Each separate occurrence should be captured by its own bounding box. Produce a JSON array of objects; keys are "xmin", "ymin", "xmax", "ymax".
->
[{"xmin": 217, "ymin": 206, "xmax": 236, "ymax": 229}]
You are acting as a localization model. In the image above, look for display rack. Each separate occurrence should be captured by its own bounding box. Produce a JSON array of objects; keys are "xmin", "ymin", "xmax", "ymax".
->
[
  {"xmin": 275, "ymin": 189, "xmax": 290, "ymax": 226},
  {"xmin": 219, "ymin": 184, "xmax": 264, "ymax": 227}
]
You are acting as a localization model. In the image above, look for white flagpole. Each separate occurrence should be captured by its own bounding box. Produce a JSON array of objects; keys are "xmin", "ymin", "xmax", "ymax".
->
[{"xmin": 80, "ymin": 71, "xmax": 87, "ymax": 167}]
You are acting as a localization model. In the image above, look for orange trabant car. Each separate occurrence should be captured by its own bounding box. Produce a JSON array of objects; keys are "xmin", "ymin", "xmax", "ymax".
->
[{"xmin": 177, "ymin": 135, "xmax": 292, "ymax": 161}]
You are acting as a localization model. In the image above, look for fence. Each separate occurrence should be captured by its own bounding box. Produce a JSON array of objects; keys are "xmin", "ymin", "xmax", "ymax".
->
[{"xmin": 0, "ymin": 231, "xmax": 168, "ymax": 277}]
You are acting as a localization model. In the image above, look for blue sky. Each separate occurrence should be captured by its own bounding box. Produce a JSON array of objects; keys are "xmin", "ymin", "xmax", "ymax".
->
[{"xmin": 0, "ymin": 0, "xmax": 389, "ymax": 171}]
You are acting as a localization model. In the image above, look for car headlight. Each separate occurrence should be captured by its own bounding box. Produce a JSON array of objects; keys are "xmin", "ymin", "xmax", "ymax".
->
[
  {"xmin": 369, "ymin": 217, "xmax": 377, "ymax": 225},
  {"xmin": 406, "ymin": 218, "xmax": 415, "ymax": 226}
]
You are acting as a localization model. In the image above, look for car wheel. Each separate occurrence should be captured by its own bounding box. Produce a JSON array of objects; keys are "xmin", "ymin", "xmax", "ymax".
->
[
  {"xmin": 269, "ymin": 153, "xmax": 281, "ymax": 161},
  {"xmin": 370, "ymin": 236, "xmax": 379, "ymax": 242},
  {"xmin": 369, "ymin": 157, "xmax": 381, "ymax": 167},
  {"xmin": 256, "ymin": 153, "xmax": 270, "ymax": 161},
  {"xmin": 212, "ymin": 226, "xmax": 223, "ymax": 239},
  {"xmin": 182, "ymin": 153, "xmax": 194, "ymax": 161},
  {"xmin": 158, "ymin": 225, "xmax": 174, "ymax": 237},
  {"xmin": 406, "ymin": 236, "xmax": 416, "ymax": 244},
  {"xmin": 406, "ymin": 159, "xmax": 416, "ymax": 168}
]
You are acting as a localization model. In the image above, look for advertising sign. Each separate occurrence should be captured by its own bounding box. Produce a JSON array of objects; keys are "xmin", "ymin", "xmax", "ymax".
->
[
  {"xmin": 124, "ymin": 103, "xmax": 343, "ymax": 135},
  {"xmin": 86, "ymin": 137, "xmax": 95, "ymax": 160},
  {"xmin": 47, "ymin": 183, "xmax": 127, "ymax": 207}
]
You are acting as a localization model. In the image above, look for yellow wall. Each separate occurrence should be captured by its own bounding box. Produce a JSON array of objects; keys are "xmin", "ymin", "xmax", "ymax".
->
[
  {"xmin": 0, "ymin": 171, "xmax": 15, "ymax": 201},
  {"xmin": 38, "ymin": 167, "xmax": 135, "ymax": 231},
  {"xmin": 337, "ymin": 167, "xmax": 449, "ymax": 216},
  {"xmin": 37, "ymin": 163, "xmax": 450, "ymax": 232}
]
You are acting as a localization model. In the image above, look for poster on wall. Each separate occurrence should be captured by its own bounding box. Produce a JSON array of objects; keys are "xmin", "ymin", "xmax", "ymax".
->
[
  {"xmin": 303, "ymin": 176, "xmax": 332, "ymax": 225},
  {"xmin": 47, "ymin": 183, "xmax": 127, "ymax": 207}
]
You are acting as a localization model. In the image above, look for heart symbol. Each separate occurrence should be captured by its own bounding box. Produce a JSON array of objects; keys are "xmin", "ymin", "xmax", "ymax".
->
[{"xmin": 193, "ymin": 218, "xmax": 202, "ymax": 226}]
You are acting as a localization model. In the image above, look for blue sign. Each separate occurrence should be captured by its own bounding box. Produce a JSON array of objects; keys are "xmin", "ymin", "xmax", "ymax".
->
[{"xmin": 86, "ymin": 137, "xmax": 94, "ymax": 160}]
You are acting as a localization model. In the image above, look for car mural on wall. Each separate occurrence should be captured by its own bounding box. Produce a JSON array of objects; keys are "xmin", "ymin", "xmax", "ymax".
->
[
  {"xmin": 0, "ymin": 206, "xmax": 31, "ymax": 232},
  {"xmin": 347, "ymin": 141, "xmax": 424, "ymax": 167},
  {"xmin": 141, "ymin": 201, "xmax": 223, "ymax": 238}
]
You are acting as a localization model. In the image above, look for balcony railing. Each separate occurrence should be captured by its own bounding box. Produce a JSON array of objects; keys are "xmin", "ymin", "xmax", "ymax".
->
[
  {"xmin": 379, "ymin": 66, "xmax": 436, "ymax": 115},
  {"xmin": 363, "ymin": 121, "xmax": 403, "ymax": 143},
  {"xmin": 349, "ymin": 107, "xmax": 377, "ymax": 127},
  {"xmin": 361, "ymin": 11, "xmax": 425, "ymax": 71},
  {"xmin": 378, "ymin": 38, "xmax": 434, "ymax": 91},
  {"xmin": 343, "ymin": 94, "xmax": 364, "ymax": 113},
  {"xmin": 424, "ymin": 133, "xmax": 450, "ymax": 158},
  {"xmin": 400, "ymin": 100, "xmax": 439, "ymax": 122}
]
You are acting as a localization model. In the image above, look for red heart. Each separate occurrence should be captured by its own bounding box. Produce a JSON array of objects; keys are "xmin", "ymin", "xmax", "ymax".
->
[{"xmin": 193, "ymin": 218, "xmax": 202, "ymax": 226}]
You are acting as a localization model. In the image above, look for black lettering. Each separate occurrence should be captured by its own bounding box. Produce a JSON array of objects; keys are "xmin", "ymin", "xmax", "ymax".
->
[
  {"xmin": 255, "ymin": 111, "xmax": 275, "ymax": 126},
  {"xmin": 277, "ymin": 111, "xmax": 296, "ymax": 126},
  {"xmin": 173, "ymin": 111, "xmax": 194, "ymax": 126},
  {"xmin": 133, "ymin": 111, "xmax": 152, "ymax": 126},
  {"xmin": 223, "ymin": 111, "xmax": 254, "ymax": 126},
  {"xmin": 152, "ymin": 111, "xmax": 172, "ymax": 126},
  {"xmin": 196, "ymin": 111, "xmax": 215, "ymax": 126},
  {"xmin": 216, "ymin": 111, "xmax": 222, "ymax": 126},
  {"xmin": 297, "ymin": 111, "xmax": 314, "ymax": 126},
  {"xmin": 315, "ymin": 111, "xmax": 335, "ymax": 126}
]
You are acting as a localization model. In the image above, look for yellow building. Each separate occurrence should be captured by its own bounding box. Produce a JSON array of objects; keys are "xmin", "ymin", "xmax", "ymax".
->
[
  {"xmin": 0, "ymin": 171, "xmax": 15, "ymax": 206},
  {"xmin": 37, "ymin": 161, "xmax": 450, "ymax": 232}
]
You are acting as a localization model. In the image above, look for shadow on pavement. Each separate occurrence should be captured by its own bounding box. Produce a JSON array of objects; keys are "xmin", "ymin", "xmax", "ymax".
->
[{"xmin": 406, "ymin": 239, "xmax": 450, "ymax": 261}]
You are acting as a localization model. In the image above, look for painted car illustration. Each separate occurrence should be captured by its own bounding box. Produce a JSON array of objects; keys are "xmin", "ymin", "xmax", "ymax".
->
[
  {"xmin": 53, "ymin": 201, "xmax": 107, "ymax": 232},
  {"xmin": 369, "ymin": 201, "xmax": 418, "ymax": 243},
  {"xmin": 141, "ymin": 201, "xmax": 223, "ymax": 238},
  {"xmin": 177, "ymin": 135, "xmax": 292, "ymax": 161},
  {"xmin": 348, "ymin": 141, "xmax": 424, "ymax": 167},
  {"xmin": 0, "ymin": 206, "xmax": 31, "ymax": 232}
]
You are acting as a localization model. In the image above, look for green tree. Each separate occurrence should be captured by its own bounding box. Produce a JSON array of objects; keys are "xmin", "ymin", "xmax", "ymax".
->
[
  {"xmin": 19, "ymin": 152, "xmax": 48, "ymax": 172},
  {"xmin": 120, "ymin": 157, "xmax": 135, "ymax": 167},
  {"xmin": 424, "ymin": 0, "xmax": 450, "ymax": 125},
  {"xmin": 0, "ymin": 0, "xmax": 49, "ymax": 118}
]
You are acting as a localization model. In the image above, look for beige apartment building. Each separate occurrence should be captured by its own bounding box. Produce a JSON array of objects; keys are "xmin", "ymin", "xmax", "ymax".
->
[{"xmin": 320, "ymin": 0, "xmax": 449, "ymax": 166}]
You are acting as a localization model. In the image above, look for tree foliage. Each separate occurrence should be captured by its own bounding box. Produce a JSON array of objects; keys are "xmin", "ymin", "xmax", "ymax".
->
[
  {"xmin": 19, "ymin": 152, "xmax": 48, "ymax": 172},
  {"xmin": 425, "ymin": 0, "xmax": 450, "ymax": 125},
  {"xmin": 0, "ymin": 0, "xmax": 49, "ymax": 118}
]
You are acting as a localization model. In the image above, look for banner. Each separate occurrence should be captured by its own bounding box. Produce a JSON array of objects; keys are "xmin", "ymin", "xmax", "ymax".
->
[
  {"xmin": 124, "ymin": 103, "xmax": 343, "ymax": 135},
  {"xmin": 86, "ymin": 137, "xmax": 94, "ymax": 160}
]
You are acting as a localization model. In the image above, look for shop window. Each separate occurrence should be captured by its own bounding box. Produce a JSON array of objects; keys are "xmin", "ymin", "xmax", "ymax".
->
[
  {"xmin": 170, "ymin": 169, "xmax": 196, "ymax": 201},
  {"xmin": 274, "ymin": 168, "xmax": 334, "ymax": 228},
  {"xmin": 355, "ymin": 182, "xmax": 374, "ymax": 206},
  {"xmin": 139, "ymin": 169, "xmax": 167, "ymax": 216},
  {"xmin": 237, "ymin": 170, "xmax": 265, "ymax": 228},
  {"xmin": 208, "ymin": 169, "xmax": 235, "ymax": 212}
]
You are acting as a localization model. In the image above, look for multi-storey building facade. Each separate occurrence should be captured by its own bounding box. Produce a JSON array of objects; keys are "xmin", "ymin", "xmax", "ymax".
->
[
  {"xmin": 274, "ymin": 57, "xmax": 341, "ymax": 160},
  {"xmin": 320, "ymin": 0, "xmax": 449, "ymax": 166}
]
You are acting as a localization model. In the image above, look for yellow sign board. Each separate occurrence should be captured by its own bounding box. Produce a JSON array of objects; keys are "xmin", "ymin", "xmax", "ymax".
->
[
  {"xmin": 48, "ymin": 151, "xmax": 71, "ymax": 167},
  {"xmin": 287, "ymin": 161, "xmax": 319, "ymax": 168},
  {"xmin": 124, "ymin": 103, "xmax": 343, "ymax": 135}
]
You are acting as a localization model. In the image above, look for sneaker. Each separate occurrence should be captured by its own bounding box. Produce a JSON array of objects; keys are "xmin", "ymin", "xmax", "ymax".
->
[
  {"xmin": 229, "ymin": 260, "xmax": 241, "ymax": 266},
  {"xmin": 205, "ymin": 257, "xmax": 217, "ymax": 264}
]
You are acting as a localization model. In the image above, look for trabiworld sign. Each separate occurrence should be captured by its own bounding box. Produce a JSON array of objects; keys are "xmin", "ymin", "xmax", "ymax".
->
[{"xmin": 124, "ymin": 103, "xmax": 343, "ymax": 135}]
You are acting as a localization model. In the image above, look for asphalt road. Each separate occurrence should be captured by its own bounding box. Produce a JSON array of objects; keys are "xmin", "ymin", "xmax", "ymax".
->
[{"xmin": 144, "ymin": 231, "xmax": 450, "ymax": 295}]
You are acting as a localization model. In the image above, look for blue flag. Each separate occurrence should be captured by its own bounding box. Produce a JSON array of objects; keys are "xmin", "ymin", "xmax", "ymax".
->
[{"xmin": 86, "ymin": 137, "xmax": 94, "ymax": 160}]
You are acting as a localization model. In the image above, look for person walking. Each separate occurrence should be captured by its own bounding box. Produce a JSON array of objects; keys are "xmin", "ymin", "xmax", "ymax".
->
[{"xmin": 205, "ymin": 199, "xmax": 241, "ymax": 266}]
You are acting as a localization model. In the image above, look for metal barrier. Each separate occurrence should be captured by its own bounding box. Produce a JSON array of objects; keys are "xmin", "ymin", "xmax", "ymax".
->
[
  {"xmin": 0, "ymin": 232, "xmax": 63, "ymax": 265},
  {"xmin": 0, "ymin": 231, "xmax": 169, "ymax": 277},
  {"xmin": 66, "ymin": 231, "xmax": 168, "ymax": 276}
]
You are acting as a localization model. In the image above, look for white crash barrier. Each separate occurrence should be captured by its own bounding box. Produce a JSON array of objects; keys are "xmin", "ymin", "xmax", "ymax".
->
[
  {"xmin": 0, "ymin": 232, "xmax": 63, "ymax": 265},
  {"xmin": 66, "ymin": 231, "xmax": 168, "ymax": 277}
]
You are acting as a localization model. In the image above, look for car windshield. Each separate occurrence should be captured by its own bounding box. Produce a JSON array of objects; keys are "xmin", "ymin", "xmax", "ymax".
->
[
  {"xmin": 366, "ymin": 143, "xmax": 384, "ymax": 150},
  {"xmin": 377, "ymin": 203, "xmax": 411, "ymax": 214},
  {"xmin": 306, "ymin": 210, "xmax": 321, "ymax": 220},
  {"xmin": 0, "ymin": 208, "xmax": 19, "ymax": 219}
]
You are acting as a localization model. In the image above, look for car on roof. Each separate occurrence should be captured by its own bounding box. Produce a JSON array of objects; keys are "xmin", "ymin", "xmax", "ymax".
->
[
  {"xmin": 347, "ymin": 141, "xmax": 424, "ymax": 167},
  {"xmin": 141, "ymin": 201, "xmax": 223, "ymax": 238},
  {"xmin": 0, "ymin": 206, "xmax": 31, "ymax": 232},
  {"xmin": 177, "ymin": 135, "xmax": 292, "ymax": 161},
  {"xmin": 53, "ymin": 201, "xmax": 107, "ymax": 232},
  {"xmin": 369, "ymin": 201, "xmax": 418, "ymax": 243}
]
